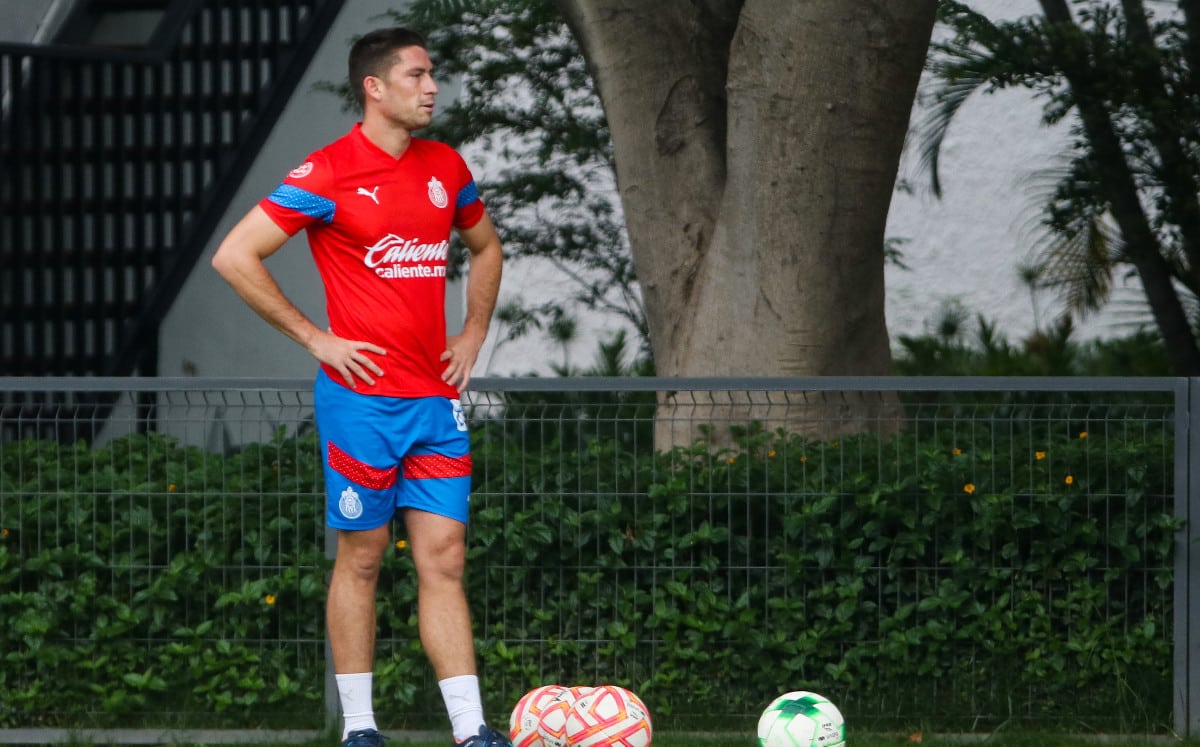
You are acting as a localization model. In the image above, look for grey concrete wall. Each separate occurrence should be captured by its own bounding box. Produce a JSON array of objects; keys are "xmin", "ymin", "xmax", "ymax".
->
[{"xmin": 0, "ymin": 0, "xmax": 74, "ymax": 43}]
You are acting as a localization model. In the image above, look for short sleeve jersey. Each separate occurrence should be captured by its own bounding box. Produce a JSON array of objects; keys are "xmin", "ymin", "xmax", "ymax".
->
[{"xmin": 259, "ymin": 124, "xmax": 485, "ymax": 399}]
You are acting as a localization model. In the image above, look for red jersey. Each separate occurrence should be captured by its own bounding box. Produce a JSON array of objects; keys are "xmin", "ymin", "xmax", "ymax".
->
[{"xmin": 260, "ymin": 124, "xmax": 485, "ymax": 398}]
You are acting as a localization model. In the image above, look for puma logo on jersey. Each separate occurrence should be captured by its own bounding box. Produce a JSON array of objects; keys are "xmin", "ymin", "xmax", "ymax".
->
[{"xmin": 356, "ymin": 186, "xmax": 380, "ymax": 205}]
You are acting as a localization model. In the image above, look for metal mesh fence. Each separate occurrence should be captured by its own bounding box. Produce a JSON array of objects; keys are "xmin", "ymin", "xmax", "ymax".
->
[
  {"xmin": 0, "ymin": 377, "xmax": 1190, "ymax": 736},
  {"xmin": 0, "ymin": 383, "xmax": 328, "ymax": 731}
]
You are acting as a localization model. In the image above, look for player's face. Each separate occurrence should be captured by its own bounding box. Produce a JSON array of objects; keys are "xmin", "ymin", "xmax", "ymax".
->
[{"xmin": 374, "ymin": 46, "xmax": 438, "ymax": 131}]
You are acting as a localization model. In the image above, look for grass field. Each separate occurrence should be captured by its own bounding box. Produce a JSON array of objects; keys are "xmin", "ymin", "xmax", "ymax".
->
[
  {"xmin": 357, "ymin": 734, "xmax": 1181, "ymax": 747},
  {"xmin": 313, "ymin": 738, "xmax": 1185, "ymax": 747},
  {"xmin": 12, "ymin": 729, "xmax": 1183, "ymax": 747},
  {"xmin": 8, "ymin": 735, "xmax": 1184, "ymax": 747}
]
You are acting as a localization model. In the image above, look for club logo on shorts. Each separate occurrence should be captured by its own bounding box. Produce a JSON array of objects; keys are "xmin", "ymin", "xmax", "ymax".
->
[
  {"xmin": 451, "ymin": 399, "xmax": 467, "ymax": 432},
  {"xmin": 427, "ymin": 176, "xmax": 449, "ymax": 208},
  {"xmin": 288, "ymin": 161, "xmax": 314, "ymax": 179},
  {"xmin": 339, "ymin": 486, "xmax": 363, "ymax": 519}
]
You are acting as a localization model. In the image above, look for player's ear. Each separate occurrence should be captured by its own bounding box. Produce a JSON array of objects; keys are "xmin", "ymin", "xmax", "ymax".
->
[{"xmin": 363, "ymin": 75, "xmax": 384, "ymax": 104}]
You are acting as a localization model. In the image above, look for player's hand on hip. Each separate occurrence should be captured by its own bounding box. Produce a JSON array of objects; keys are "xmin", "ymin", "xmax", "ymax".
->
[
  {"xmin": 308, "ymin": 330, "xmax": 386, "ymax": 388},
  {"xmin": 441, "ymin": 334, "xmax": 482, "ymax": 392}
]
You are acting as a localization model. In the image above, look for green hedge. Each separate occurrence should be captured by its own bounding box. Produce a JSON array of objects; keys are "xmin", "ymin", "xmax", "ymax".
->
[{"xmin": 0, "ymin": 414, "xmax": 1179, "ymax": 732}]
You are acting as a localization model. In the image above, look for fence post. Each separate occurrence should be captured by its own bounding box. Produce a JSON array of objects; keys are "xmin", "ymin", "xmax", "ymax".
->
[
  {"xmin": 325, "ymin": 524, "xmax": 339, "ymax": 734},
  {"xmin": 1176, "ymin": 378, "xmax": 1200, "ymax": 736}
]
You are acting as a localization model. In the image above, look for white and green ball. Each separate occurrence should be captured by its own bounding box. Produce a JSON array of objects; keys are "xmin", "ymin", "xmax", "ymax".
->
[{"xmin": 757, "ymin": 690, "xmax": 846, "ymax": 747}]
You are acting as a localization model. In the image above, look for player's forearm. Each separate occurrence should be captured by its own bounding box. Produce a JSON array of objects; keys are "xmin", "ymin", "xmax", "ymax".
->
[
  {"xmin": 461, "ymin": 240, "xmax": 502, "ymax": 343},
  {"xmin": 212, "ymin": 251, "xmax": 323, "ymax": 353}
]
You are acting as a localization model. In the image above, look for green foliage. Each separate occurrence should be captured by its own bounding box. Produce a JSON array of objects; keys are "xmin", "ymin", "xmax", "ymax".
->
[
  {"xmin": 923, "ymin": 1, "xmax": 1200, "ymax": 372},
  {"xmin": 0, "ymin": 429, "xmax": 329, "ymax": 728},
  {"xmin": 469, "ymin": 416, "xmax": 1176, "ymax": 732},
  {"xmin": 894, "ymin": 313, "xmax": 1173, "ymax": 376},
  {"xmin": 1, "ymin": 402, "xmax": 1175, "ymax": 732}
]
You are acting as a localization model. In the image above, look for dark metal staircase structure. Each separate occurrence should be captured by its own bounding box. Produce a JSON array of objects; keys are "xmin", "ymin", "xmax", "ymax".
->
[{"xmin": 0, "ymin": 0, "xmax": 346, "ymax": 441}]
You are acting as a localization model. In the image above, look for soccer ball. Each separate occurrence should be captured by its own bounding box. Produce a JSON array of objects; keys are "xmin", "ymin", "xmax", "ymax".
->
[
  {"xmin": 509, "ymin": 685, "xmax": 566, "ymax": 747},
  {"xmin": 757, "ymin": 691, "xmax": 845, "ymax": 747},
  {"xmin": 565, "ymin": 684, "xmax": 653, "ymax": 747},
  {"xmin": 535, "ymin": 686, "xmax": 585, "ymax": 747}
]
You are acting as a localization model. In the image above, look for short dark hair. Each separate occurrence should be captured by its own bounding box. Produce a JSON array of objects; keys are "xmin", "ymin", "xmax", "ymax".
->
[{"xmin": 347, "ymin": 27, "xmax": 428, "ymax": 110}]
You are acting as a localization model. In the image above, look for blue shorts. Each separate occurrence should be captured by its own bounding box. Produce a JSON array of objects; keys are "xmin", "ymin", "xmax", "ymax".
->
[{"xmin": 313, "ymin": 369, "xmax": 472, "ymax": 530}]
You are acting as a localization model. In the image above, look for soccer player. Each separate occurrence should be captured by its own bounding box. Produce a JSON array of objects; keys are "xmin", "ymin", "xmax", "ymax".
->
[{"xmin": 211, "ymin": 27, "xmax": 510, "ymax": 747}]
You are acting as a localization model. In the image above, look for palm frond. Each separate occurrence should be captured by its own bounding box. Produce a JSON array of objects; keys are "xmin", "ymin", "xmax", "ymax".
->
[
  {"xmin": 1034, "ymin": 211, "xmax": 1121, "ymax": 316},
  {"xmin": 915, "ymin": 70, "xmax": 991, "ymax": 198}
]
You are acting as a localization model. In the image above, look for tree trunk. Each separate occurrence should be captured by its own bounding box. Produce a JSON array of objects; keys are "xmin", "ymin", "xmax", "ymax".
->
[{"xmin": 556, "ymin": 0, "xmax": 937, "ymax": 445}]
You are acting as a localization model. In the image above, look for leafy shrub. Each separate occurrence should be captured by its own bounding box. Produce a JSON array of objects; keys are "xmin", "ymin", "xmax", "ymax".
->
[
  {"xmin": 1, "ymin": 403, "xmax": 1175, "ymax": 733},
  {"xmin": 894, "ymin": 316, "xmax": 1173, "ymax": 377}
]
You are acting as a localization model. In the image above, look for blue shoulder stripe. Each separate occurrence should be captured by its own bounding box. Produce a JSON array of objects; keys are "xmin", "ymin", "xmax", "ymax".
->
[
  {"xmin": 456, "ymin": 180, "xmax": 479, "ymax": 209},
  {"xmin": 268, "ymin": 184, "xmax": 335, "ymax": 224}
]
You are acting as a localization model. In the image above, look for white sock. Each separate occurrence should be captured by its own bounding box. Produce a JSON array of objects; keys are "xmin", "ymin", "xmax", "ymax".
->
[
  {"xmin": 438, "ymin": 674, "xmax": 485, "ymax": 742},
  {"xmin": 337, "ymin": 672, "xmax": 378, "ymax": 740}
]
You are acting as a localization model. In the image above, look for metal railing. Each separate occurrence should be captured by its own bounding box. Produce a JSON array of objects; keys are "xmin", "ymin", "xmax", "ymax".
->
[
  {"xmin": 0, "ymin": 376, "xmax": 1195, "ymax": 739},
  {"xmin": 0, "ymin": 0, "xmax": 345, "ymax": 381}
]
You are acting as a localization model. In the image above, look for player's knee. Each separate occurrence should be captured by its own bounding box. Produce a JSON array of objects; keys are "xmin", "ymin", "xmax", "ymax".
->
[
  {"xmin": 336, "ymin": 529, "xmax": 390, "ymax": 579},
  {"xmin": 335, "ymin": 551, "xmax": 384, "ymax": 584},
  {"xmin": 418, "ymin": 540, "xmax": 466, "ymax": 582}
]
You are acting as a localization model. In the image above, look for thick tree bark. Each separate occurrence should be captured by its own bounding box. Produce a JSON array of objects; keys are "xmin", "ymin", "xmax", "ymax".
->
[
  {"xmin": 554, "ymin": 1, "xmax": 737, "ymax": 370},
  {"xmin": 556, "ymin": 0, "xmax": 937, "ymax": 443}
]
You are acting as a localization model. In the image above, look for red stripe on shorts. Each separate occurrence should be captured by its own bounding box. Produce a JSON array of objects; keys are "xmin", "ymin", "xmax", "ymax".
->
[
  {"xmin": 403, "ymin": 453, "xmax": 473, "ymax": 480},
  {"xmin": 327, "ymin": 441, "xmax": 398, "ymax": 490}
]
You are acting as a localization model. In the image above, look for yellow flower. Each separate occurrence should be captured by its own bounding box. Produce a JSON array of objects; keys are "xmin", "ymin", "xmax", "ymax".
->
[
  {"xmin": 1065, "ymin": 475, "xmax": 1074, "ymax": 485},
  {"xmin": 1078, "ymin": 431, "xmax": 1088, "ymax": 439},
  {"xmin": 963, "ymin": 483, "xmax": 976, "ymax": 494},
  {"xmin": 1035, "ymin": 451, "xmax": 1046, "ymax": 461},
  {"xmin": 952, "ymin": 448, "xmax": 963, "ymax": 456},
  {"xmin": 168, "ymin": 483, "xmax": 176, "ymax": 492},
  {"xmin": 799, "ymin": 455, "xmax": 808, "ymax": 463},
  {"xmin": 727, "ymin": 457, "xmax": 736, "ymax": 465},
  {"xmin": 1, "ymin": 528, "xmax": 8, "ymax": 538},
  {"xmin": 264, "ymin": 594, "xmax": 276, "ymax": 606},
  {"xmin": 768, "ymin": 450, "xmax": 777, "ymax": 458},
  {"xmin": 395, "ymin": 540, "xmax": 408, "ymax": 550}
]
